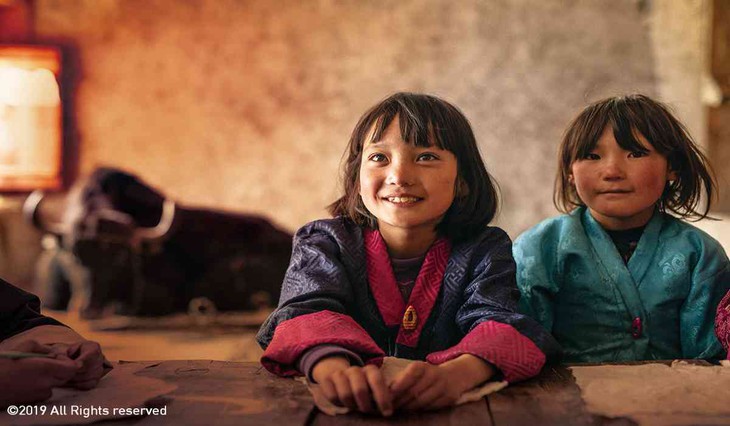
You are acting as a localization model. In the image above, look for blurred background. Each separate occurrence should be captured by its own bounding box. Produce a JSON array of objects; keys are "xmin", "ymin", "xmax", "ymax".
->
[{"xmin": 0, "ymin": 0, "xmax": 728, "ymax": 362}]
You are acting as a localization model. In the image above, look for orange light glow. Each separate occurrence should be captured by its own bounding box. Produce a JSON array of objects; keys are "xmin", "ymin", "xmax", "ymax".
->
[{"xmin": 0, "ymin": 45, "xmax": 62, "ymax": 191}]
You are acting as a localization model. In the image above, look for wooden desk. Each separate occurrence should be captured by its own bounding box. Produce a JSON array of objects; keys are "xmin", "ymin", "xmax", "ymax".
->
[{"xmin": 10, "ymin": 360, "xmax": 728, "ymax": 426}]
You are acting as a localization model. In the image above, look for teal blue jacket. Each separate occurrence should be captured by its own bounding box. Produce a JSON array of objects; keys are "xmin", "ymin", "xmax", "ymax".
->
[{"xmin": 514, "ymin": 207, "xmax": 730, "ymax": 362}]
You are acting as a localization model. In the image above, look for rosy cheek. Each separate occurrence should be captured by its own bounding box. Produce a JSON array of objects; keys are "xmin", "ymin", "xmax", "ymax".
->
[
  {"xmin": 360, "ymin": 181, "xmax": 375, "ymax": 195},
  {"xmin": 439, "ymin": 176, "xmax": 455, "ymax": 187}
]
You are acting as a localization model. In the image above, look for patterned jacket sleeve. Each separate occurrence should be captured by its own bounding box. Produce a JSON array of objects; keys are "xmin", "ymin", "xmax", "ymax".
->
[
  {"xmin": 256, "ymin": 222, "xmax": 384, "ymax": 376},
  {"xmin": 427, "ymin": 228, "xmax": 561, "ymax": 382},
  {"xmin": 513, "ymin": 223, "xmax": 561, "ymax": 334}
]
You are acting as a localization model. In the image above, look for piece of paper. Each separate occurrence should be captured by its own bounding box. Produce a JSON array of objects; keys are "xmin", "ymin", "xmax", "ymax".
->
[
  {"xmin": 301, "ymin": 356, "xmax": 508, "ymax": 416},
  {"xmin": 570, "ymin": 361, "xmax": 730, "ymax": 426},
  {"xmin": 0, "ymin": 363, "xmax": 177, "ymax": 425}
]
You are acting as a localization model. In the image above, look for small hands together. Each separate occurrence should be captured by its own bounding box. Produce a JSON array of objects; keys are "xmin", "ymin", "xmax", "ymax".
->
[
  {"xmin": 311, "ymin": 354, "xmax": 494, "ymax": 416},
  {"xmin": 389, "ymin": 361, "xmax": 464, "ymax": 410},
  {"xmin": 313, "ymin": 357, "xmax": 393, "ymax": 416}
]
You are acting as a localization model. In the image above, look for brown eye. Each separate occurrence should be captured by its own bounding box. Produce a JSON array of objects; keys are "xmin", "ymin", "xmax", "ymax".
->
[
  {"xmin": 417, "ymin": 153, "xmax": 439, "ymax": 161},
  {"xmin": 628, "ymin": 151, "xmax": 648, "ymax": 158},
  {"xmin": 369, "ymin": 153, "xmax": 387, "ymax": 162}
]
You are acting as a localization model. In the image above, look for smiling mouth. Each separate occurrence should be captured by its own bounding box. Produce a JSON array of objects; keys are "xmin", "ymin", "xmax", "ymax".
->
[{"xmin": 383, "ymin": 196, "xmax": 423, "ymax": 204}]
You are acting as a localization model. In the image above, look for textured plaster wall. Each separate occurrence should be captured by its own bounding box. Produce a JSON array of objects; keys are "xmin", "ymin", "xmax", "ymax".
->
[
  {"xmin": 32, "ymin": 0, "xmax": 704, "ymax": 238},
  {"xmin": 649, "ymin": 0, "xmax": 710, "ymax": 149}
]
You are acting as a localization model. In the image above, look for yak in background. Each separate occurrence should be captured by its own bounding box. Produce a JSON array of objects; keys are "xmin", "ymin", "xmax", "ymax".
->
[{"xmin": 26, "ymin": 167, "xmax": 292, "ymax": 319}]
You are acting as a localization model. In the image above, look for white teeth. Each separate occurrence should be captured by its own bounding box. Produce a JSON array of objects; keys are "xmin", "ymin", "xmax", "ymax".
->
[{"xmin": 387, "ymin": 197, "xmax": 419, "ymax": 203}]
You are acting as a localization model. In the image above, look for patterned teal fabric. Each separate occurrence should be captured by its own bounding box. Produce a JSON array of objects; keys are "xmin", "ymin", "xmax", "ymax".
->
[{"xmin": 514, "ymin": 206, "xmax": 730, "ymax": 362}]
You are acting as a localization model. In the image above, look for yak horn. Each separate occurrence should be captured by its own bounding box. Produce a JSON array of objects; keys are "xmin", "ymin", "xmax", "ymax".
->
[
  {"xmin": 22, "ymin": 190, "xmax": 70, "ymax": 236},
  {"xmin": 133, "ymin": 199, "xmax": 176, "ymax": 241}
]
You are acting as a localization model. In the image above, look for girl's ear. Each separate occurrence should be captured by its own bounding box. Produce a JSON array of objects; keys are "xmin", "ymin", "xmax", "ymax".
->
[{"xmin": 568, "ymin": 173, "xmax": 575, "ymax": 185}]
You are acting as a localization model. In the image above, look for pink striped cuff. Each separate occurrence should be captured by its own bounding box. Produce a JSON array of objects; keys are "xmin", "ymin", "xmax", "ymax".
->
[
  {"xmin": 261, "ymin": 310, "xmax": 385, "ymax": 376},
  {"xmin": 426, "ymin": 321, "xmax": 545, "ymax": 382}
]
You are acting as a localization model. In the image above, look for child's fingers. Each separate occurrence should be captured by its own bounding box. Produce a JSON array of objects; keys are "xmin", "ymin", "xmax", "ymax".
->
[
  {"xmin": 395, "ymin": 380, "xmax": 428, "ymax": 409},
  {"xmin": 402, "ymin": 382, "xmax": 443, "ymax": 411},
  {"xmin": 394, "ymin": 383, "xmax": 422, "ymax": 408},
  {"xmin": 363, "ymin": 365, "xmax": 393, "ymax": 416},
  {"xmin": 394, "ymin": 366, "xmax": 435, "ymax": 408},
  {"xmin": 392, "ymin": 376, "xmax": 423, "ymax": 407},
  {"xmin": 390, "ymin": 362, "xmax": 427, "ymax": 395},
  {"xmin": 345, "ymin": 369, "xmax": 373, "ymax": 413},
  {"xmin": 331, "ymin": 372, "xmax": 357, "ymax": 410},
  {"xmin": 319, "ymin": 379, "xmax": 339, "ymax": 405}
]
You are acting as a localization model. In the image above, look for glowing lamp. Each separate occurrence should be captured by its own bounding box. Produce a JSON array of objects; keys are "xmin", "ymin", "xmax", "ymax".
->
[{"xmin": 0, "ymin": 45, "xmax": 62, "ymax": 191}]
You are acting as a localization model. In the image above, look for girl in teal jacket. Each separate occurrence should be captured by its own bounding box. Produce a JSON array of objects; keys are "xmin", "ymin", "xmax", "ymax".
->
[{"xmin": 514, "ymin": 95, "xmax": 730, "ymax": 362}]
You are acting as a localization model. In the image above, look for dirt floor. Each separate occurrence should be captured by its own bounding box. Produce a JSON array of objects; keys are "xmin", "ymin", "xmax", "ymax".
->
[{"xmin": 45, "ymin": 310, "xmax": 268, "ymax": 363}]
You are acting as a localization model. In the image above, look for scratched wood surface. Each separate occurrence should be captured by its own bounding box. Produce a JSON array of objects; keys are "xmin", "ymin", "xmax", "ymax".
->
[
  {"xmin": 312, "ymin": 399, "xmax": 492, "ymax": 426},
  {"xmin": 96, "ymin": 360, "xmax": 723, "ymax": 425},
  {"xmin": 488, "ymin": 360, "xmax": 716, "ymax": 426},
  {"xmin": 102, "ymin": 360, "xmax": 494, "ymax": 426},
  {"xmin": 117, "ymin": 360, "xmax": 314, "ymax": 426},
  {"xmin": 487, "ymin": 365, "xmax": 636, "ymax": 426}
]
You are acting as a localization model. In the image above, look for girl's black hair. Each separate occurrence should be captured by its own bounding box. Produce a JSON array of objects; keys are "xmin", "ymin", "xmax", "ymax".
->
[
  {"xmin": 328, "ymin": 92, "xmax": 499, "ymax": 242},
  {"xmin": 555, "ymin": 94, "xmax": 716, "ymax": 220}
]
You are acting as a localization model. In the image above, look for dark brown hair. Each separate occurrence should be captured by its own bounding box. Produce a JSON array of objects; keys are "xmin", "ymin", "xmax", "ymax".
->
[
  {"xmin": 328, "ymin": 92, "xmax": 499, "ymax": 242},
  {"xmin": 555, "ymin": 94, "xmax": 716, "ymax": 220}
]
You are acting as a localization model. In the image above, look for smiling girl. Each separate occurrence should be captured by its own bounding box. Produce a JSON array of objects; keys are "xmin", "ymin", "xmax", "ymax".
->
[
  {"xmin": 514, "ymin": 94, "xmax": 730, "ymax": 363},
  {"xmin": 257, "ymin": 93, "xmax": 559, "ymax": 415}
]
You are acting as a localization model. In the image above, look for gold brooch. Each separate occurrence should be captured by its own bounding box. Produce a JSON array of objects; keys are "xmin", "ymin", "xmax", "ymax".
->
[{"xmin": 402, "ymin": 305, "xmax": 417, "ymax": 330}]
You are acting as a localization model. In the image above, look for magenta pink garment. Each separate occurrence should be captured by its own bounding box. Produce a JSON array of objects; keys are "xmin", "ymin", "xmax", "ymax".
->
[
  {"xmin": 260, "ymin": 310, "xmax": 385, "ymax": 376},
  {"xmin": 364, "ymin": 229, "xmax": 450, "ymax": 347},
  {"xmin": 427, "ymin": 320, "xmax": 546, "ymax": 383}
]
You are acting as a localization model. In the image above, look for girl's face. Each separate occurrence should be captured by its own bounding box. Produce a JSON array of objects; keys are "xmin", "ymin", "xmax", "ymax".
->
[
  {"xmin": 570, "ymin": 126, "xmax": 675, "ymax": 230},
  {"xmin": 359, "ymin": 117, "xmax": 458, "ymax": 240}
]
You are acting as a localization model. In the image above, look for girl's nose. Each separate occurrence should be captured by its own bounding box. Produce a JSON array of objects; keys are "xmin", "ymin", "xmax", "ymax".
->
[
  {"xmin": 386, "ymin": 161, "xmax": 415, "ymax": 186},
  {"xmin": 602, "ymin": 158, "xmax": 626, "ymax": 180}
]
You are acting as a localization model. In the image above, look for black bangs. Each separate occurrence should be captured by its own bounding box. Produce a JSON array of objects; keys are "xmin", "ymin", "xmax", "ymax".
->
[
  {"xmin": 573, "ymin": 105, "xmax": 609, "ymax": 160},
  {"xmin": 364, "ymin": 94, "xmax": 448, "ymax": 150},
  {"xmin": 574, "ymin": 100, "xmax": 651, "ymax": 161},
  {"xmin": 609, "ymin": 111, "xmax": 650, "ymax": 154}
]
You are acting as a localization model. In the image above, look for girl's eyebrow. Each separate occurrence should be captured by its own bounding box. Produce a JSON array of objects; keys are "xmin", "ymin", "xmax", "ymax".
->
[
  {"xmin": 363, "ymin": 140, "xmax": 386, "ymax": 149},
  {"xmin": 365, "ymin": 138, "xmax": 402, "ymax": 147}
]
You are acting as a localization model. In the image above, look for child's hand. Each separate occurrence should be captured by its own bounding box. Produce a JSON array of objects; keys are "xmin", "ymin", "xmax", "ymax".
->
[
  {"xmin": 312, "ymin": 356, "xmax": 393, "ymax": 416},
  {"xmin": 390, "ymin": 361, "xmax": 462, "ymax": 410},
  {"xmin": 391, "ymin": 355, "xmax": 495, "ymax": 411},
  {"xmin": 0, "ymin": 341, "xmax": 80, "ymax": 406},
  {"xmin": 51, "ymin": 340, "xmax": 107, "ymax": 390}
]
